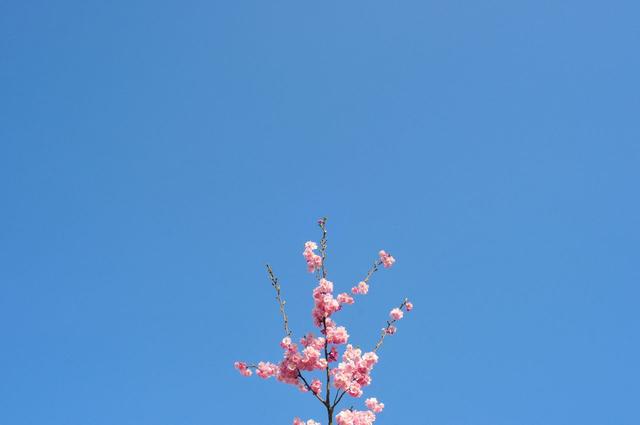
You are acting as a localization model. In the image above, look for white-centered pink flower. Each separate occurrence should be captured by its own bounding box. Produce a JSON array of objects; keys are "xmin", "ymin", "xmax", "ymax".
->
[
  {"xmin": 390, "ymin": 308, "xmax": 404, "ymax": 320},
  {"xmin": 378, "ymin": 250, "xmax": 395, "ymax": 268}
]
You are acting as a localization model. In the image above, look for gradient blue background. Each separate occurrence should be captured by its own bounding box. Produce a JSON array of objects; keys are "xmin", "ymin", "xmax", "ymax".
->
[{"xmin": 1, "ymin": 1, "xmax": 639, "ymax": 424}]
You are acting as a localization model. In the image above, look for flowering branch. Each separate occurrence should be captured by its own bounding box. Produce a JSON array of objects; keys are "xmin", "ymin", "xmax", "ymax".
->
[
  {"xmin": 373, "ymin": 298, "xmax": 413, "ymax": 352},
  {"xmin": 235, "ymin": 219, "xmax": 413, "ymax": 425},
  {"xmin": 266, "ymin": 264, "xmax": 292, "ymax": 337},
  {"xmin": 298, "ymin": 370, "xmax": 327, "ymax": 405}
]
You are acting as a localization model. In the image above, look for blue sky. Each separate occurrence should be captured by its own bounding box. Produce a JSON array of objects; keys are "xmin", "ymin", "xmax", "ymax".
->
[{"xmin": 1, "ymin": 1, "xmax": 639, "ymax": 424}]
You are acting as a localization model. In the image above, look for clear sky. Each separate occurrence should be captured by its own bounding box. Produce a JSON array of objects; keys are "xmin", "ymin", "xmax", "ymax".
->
[{"xmin": 1, "ymin": 1, "xmax": 639, "ymax": 424}]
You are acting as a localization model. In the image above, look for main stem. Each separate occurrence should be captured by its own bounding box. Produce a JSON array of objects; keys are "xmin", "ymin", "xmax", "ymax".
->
[{"xmin": 322, "ymin": 317, "xmax": 332, "ymax": 424}]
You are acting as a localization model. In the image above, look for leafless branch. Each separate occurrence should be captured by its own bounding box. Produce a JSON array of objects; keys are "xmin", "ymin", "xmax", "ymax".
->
[{"xmin": 266, "ymin": 264, "xmax": 292, "ymax": 337}]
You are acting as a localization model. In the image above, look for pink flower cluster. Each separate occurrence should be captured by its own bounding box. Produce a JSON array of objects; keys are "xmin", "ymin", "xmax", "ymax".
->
[
  {"xmin": 378, "ymin": 250, "xmax": 395, "ymax": 268},
  {"xmin": 337, "ymin": 293, "xmax": 354, "ymax": 304},
  {"xmin": 233, "ymin": 361, "xmax": 252, "ymax": 377},
  {"xmin": 312, "ymin": 278, "xmax": 340, "ymax": 326},
  {"xmin": 310, "ymin": 378, "xmax": 322, "ymax": 394},
  {"xmin": 325, "ymin": 322, "xmax": 349, "ymax": 345},
  {"xmin": 256, "ymin": 361, "xmax": 278, "ymax": 378},
  {"xmin": 351, "ymin": 281, "xmax": 369, "ymax": 295},
  {"xmin": 304, "ymin": 241, "xmax": 323, "ymax": 273},
  {"xmin": 336, "ymin": 409, "xmax": 376, "ymax": 425},
  {"xmin": 332, "ymin": 345, "xmax": 378, "ymax": 397},
  {"xmin": 293, "ymin": 418, "xmax": 321, "ymax": 425},
  {"xmin": 277, "ymin": 336, "xmax": 328, "ymax": 387},
  {"xmin": 365, "ymin": 398, "xmax": 385, "ymax": 413}
]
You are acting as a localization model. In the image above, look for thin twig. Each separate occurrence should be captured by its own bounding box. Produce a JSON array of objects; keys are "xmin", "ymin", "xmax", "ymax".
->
[
  {"xmin": 266, "ymin": 264, "xmax": 292, "ymax": 337},
  {"xmin": 318, "ymin": 217, "xmax": 328, "ymax": 279},
  {"xmin": 332, "ymin": 388, "xmax": 348, "ymax": 409},
  {"xmin": 362, "ymin": 259, "xmax": 382, "ymax": 284}
]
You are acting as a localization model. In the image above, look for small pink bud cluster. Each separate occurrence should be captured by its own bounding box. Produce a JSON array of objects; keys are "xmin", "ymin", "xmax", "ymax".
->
[
  {"xmin": 332, "ymin": 345, "xmax": 378, "ymax": 397},
  {"xmin": 304, "ymin": 241, "xmax": 323, "ymax": 272},
  {"xmin": 233, "ymin": 361, "xmax": 252, "ymax": 377},
  {"xmin": 336, "ymin": 409, "xmax": 376, "ymax": 425},
  {"xmin": 293, "ymin": 418, "xmax": 321, "ymax": 425},
  {"xmin": 378, "ymin": 250, "xmax": 395, "ymax": 268},
  {"xmin": 351, "ymin": 281, "xmax": 369, "ymax": 295}
]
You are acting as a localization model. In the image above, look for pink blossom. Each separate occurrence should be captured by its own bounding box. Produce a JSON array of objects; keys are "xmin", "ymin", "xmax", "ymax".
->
[
  {"xmin": 310, "ymin": 378, "xmax": 322, "ymax": 394},
  {"xmin": 234, "ymin": 361, "xmax": 252, "ymax": 377},
  {"xmin": 332, "ymin": 345, "xmax": 378, "ymax": 397},
  {"xmin": 378, "ymin": 250, "xmax": 395, "ymax": 268},
  {"xmin": 293, "ymin": 418, "xmax": 321, "ymax": 425},
  {"xmin": 328, "ymin": 346, "xmax": 338, "ymax": 362},
  {"xmin": 336, "ymin": 409, "xmax": 376, "ymax": 425},
  {"xmin": 256, "ymin": 361, "xmax": 278, "ymax": 379},
  {"xmin": 337, "ymin": 293, "xmax": 355, "ymax": 305},
  {"xmin": 304, "ymin": 241, "xmax": 323, "ymax": 272},
  {"xmin": 390, "ymin": 308, "xmax": 404, "ymax": 321},
  {"xmin": 312, "ymin": 279, "xmax": 341, "ymax": 327},
  {"xmin": 405, "ymin": 301, "xmax": 413, "ymax": 311},
  {"xmin": 301, "ymin": 333, "xmax": 326, "ymax": 350},
  {"xmin": 351, "ymin": 281, "xmax": 369, "ymax": 295},
  {"xmin": 384, "ymin": 325, "xmax": 397, "ymax": 335},
  {"xmin": 365, "ymin": 398, "xmax": 385, "ymax": 413},
  {"xmin": 326, "ymin": 325, "xmax": 349, "ymax": 345}
]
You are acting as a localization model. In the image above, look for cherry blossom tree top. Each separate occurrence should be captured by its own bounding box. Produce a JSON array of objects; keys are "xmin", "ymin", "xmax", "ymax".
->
[{"xmin": 234, "ymin": 218, "xmax": 413, "ymax": 425}]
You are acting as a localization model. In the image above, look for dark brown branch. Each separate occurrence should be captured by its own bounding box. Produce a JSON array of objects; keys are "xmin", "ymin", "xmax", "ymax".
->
[
  {"xmin": 266, "ymin": 264, "xmax": 292, "ymax": 337},
  {"xmin": 332, "ymin": 388, "xmax": 348, "ymax": 409},
  {"xmin": 298, "ymin": 370, "xmax": 327, "ymax": 405},
  {"xmin": 322, "ymin": 318, "xmax": 332, "ymax": 406}
]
